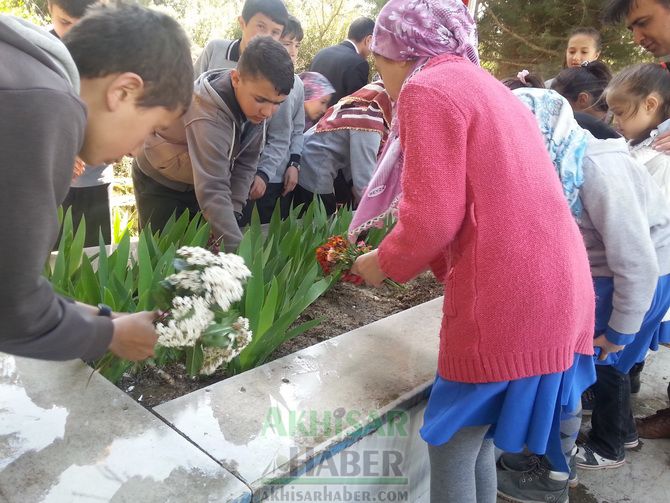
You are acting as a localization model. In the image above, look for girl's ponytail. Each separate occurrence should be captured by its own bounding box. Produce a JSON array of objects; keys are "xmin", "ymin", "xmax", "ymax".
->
[
  {"xmin": 501, "ymin": 70, "xmax": 545, "ymax": 91},
  {"xmin": 551, "ymin": 61, "xmax": 612, "ymax": 113}
]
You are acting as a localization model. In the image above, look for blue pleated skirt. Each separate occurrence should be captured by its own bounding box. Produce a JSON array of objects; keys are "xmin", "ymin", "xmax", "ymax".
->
[
  {"xmin": 593, "ymin": 275, "xmax": 670, "ymax": 373},
  {"xmin": 657, "ymin": 321, "xmax": 670, "ymax": 345},
  {"xmin": 420, "ymin": 353, "xmax": 595, "ymax": 472}
]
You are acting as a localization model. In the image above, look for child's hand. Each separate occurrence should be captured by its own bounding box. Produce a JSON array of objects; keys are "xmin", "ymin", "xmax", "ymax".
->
[
  {"xmin": 653, "ymin": 130, "xmax": 670, "ymax": 153},
  {"xmin": 249, "ymin": 175, "xmax": 267, "ymax": 200},
  {"xmin": 593, "ymin": 334, "xmax": 625, "ymax": 361},
  {"xmin": 351, "ymin": 249, "xmax": 387, "ymax": 287},
  {"xmin": 72, "ymin": 157, "xmax": 86, "ymax": 180},
  {"xmin": 282, "ymin": 165, "xmax": 299, "ymax": 196}
]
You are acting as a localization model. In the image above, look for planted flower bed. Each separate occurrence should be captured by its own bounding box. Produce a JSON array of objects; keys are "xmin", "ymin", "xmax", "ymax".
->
[{"xmin": 46, "ymin": 203, "xmax": 441, "ymax": 407}]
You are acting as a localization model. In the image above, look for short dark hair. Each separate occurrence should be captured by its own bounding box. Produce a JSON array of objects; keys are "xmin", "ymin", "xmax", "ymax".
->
[
  {"xmin": 238, "ymin": 36, "xmax": 295, "ymax": 95},
  {"xmin": 241, "ymin": 0, "xmax": 288, "ymax": 27},
  {"xmin": 605, "ymin": 63, "xmax": 670, "ymax": 124},
  {"xmin": 501, "ymin": 72, "xmax": 545, "ymax": 91},
  {"xmin": 48, "ymin": 0, "xmax": 97, "ymax": 19},
  {"xmin": 603, "ymin": 0, "xmax": 670, "ymax": 24},
  {"xmin": 348, "ymin": 17, "xmax": 375, "ymax": 42},
  {"xmin": 282, "ymin": 15, "xmax": 304, "ymax": 41},
  {"xmin": 552, "ymin": 61, "xmax": 612, "ymax": 113},
  {"xmin": 63, "ymin": 3, "xmax": 193, "ymax": 112}
]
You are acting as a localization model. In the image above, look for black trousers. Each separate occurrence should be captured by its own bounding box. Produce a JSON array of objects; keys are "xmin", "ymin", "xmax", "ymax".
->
[
  {"xmin": 333, "ymin": 170, "xmax": 354, "ymax": 207},
  {"xmin": 61, "ymin": 183, "xmax": 111, "ymax": 248},
  {"xmin": 241, "ymin": 182, "xmax": 293, "ymax": 225},
  {"xmin": 292, "ymin": 184, "xmax": 337, "ymax": 216},
  {"xmin": 589, "ymin": 365, "xmax": 638, "ymax": 460},
  {"xmin": 132, "ymin": 160, "xmax": 200, "ymax": 233}
]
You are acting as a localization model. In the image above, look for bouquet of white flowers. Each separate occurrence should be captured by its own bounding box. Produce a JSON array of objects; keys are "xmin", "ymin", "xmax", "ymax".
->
[{"xmin": 153, "ymin": 246, "xmax": 252, "ymax": 375}]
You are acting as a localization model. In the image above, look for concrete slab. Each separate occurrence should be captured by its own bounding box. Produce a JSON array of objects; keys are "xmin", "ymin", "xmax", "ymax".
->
[
  {"xmin": 0, "ymin": 355, "xmax": 251, "ymax": 503},
  {"xmin": 571, "ymin": 348, "xmax": 670, "ymax": 503},
  {"xmin": 154, "ymin": 297, "xmax": 443, "ymax": 495},
  {"xmin": 258, "ymin": 403, "xmax": 430, "ymax": 503}
]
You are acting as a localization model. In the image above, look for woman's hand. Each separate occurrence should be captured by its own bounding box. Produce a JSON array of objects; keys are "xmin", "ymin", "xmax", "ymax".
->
[{"xmin": 351, "ymin": 249, "xmax": 387, "ymax": 287}]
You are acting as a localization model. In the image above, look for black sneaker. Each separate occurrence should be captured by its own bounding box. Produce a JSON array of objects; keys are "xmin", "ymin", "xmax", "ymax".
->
[
  {"xmin": 624, "ymin": 434, "xmax": 639, "ymax": 449},
  {"xmin": 629, "ymin": 362, "xmax": 644, "ymax": 394},
  {"xmin": 500, "ymin": 449, "xmax": 578, "ymax": 488},
  {"xmin": 581, "ymin": 387, "xmax": 595, "ymax": 416},
  {"xmin": 575, "ymin": 443, "xmax": 625, "ymax": 470},
  {"xmin": 497, "ymin": 459, "xmax": 569, "ymax": 503},
  {"xmin": 580, "ymin": 428, "xmax": 638, "ymax": 450}
]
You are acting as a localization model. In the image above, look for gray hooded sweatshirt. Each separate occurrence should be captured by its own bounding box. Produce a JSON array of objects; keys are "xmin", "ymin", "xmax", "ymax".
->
[
  {"xmin": 580, "ymin": 137, "xmax": 670, "ymax": 334},
  {"xmin": 136, "ymin": 70, "xmax": 265, "ymax": 251},
  {"xmin": 0, "ymin": 16, "xmax": 113, "ymax": 360}
]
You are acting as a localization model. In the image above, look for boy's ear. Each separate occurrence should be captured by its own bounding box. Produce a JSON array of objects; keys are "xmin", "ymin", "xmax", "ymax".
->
[
  {"xmin": 238, "ymin": 15, "xmax": 246, "ymax": 31},
  {"xmin": 105, "ymin": 72, "xmax": 144, "ymax": 111},
  {"xmin": 230, "ymin": 69, "xmax": 241, "ymax": 89}
]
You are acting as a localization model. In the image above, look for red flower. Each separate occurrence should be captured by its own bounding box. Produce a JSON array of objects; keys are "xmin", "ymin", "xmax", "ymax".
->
[{"xmin": 316, "ymin": 235, "xmax": 373, "ymax": 284}]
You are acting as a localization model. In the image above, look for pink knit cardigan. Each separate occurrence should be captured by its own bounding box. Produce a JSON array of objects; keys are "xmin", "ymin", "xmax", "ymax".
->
[{"xmin": 378, "ymin": 54, "xmax": 594, "ymax": 384}]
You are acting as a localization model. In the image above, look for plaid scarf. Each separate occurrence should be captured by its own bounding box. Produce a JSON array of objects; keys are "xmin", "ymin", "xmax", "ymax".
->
[{"xmin": 315, "ymin": 81, "xmax": 392, "ymax": 155}]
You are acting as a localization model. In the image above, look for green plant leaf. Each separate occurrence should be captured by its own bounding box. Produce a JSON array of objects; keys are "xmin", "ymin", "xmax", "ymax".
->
[
  {"xmin": 112, "ymin": 230, "xmax": 131, "ymax": 283},
  {"xmin": 67, "ymin": 215, "xmax": 87, "ymax": 278},
  {"xmin": 185, "ymin": 343, "xmax": 204, "ymax": 377},
  {"xmin": 238, "ymin": 275, "xmax": 332, "ymax": 371},
  {"xmin": 182, "ymin": 212, "xmax": 204, "ymax": 245},
  {"xmin": 136, "ymin": 231, "xmax": 153, "ymax": 310},
  {"xmin": 190, "ymin": 219, "xmax": 211, "ymax": 248},
  {"xmin": 51, "ymin": 208, "xmax": 73, "ymax": 290},
  {"xmin": 96, "ymin": 352, "xmax": 133, "ymax": 384},
  {"xmin": 103, "ymin": 287, "xmax": 117, "ymax": 311},
  {"xmin": 243, "ymin": 244, "xmax": 265, "ymax": 335},
  {"xmin": 256, "ymin": 277, "xmax": 279, "ymax": 338},
  {"xmin": 159, "ymin": 210, "xmax": 189, "ymax": 252},
  {"xmin": 78, "ymin": 254, "xmax": 100, "ymax": 305},
  {"xmin": 96, "ymin": 230, "xmax": 110, "ymax": 292}
]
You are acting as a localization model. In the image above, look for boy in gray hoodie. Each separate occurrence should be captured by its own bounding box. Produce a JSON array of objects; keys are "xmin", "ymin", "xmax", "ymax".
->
[
  {"xmin": 243, "ymin": 15, "xmax": 306, "ymax": 223},
  {"xmin": 133, "ymin": 36, "xmax": 294, "ymax": 251},
  {"xmin": 0, "ymin": 4, "xmax": 193, "ymax": 362}
]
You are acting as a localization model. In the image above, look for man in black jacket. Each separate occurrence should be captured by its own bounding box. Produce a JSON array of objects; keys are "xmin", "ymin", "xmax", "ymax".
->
[{"xmin": 309, "ymin": 17, "xmax": 375, "ymax": 107}]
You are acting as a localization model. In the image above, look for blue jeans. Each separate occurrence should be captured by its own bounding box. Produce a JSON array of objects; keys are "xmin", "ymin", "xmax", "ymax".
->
[{"xmin": 588, "ymin": 365, "xmax": 638, "ymax": 460}]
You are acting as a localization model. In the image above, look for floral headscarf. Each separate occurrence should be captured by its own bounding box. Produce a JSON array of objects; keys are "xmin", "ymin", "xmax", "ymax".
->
[
  {"xmin": 299, "ymin": 71, "xmax": 335, "ymax": 101},
  {"xmin": 371, "ymin": 0, "xmax": 479, "ymax": 64},
  {"xmin": 349, "ymin": 0, "xmax": 479, "ymax": 240},
  {"xmin": 513, "ymin": 88, "xmax": 588, "ymax": 218}
]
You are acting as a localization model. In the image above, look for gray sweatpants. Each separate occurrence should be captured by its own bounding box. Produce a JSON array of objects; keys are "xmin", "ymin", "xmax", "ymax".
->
[{"xmin": 428, "ymin": 425, "xmax": 496, "ymax": 503}]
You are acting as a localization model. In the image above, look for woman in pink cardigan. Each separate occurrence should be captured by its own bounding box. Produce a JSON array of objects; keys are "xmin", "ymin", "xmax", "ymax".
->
[{"xmin": 350, "ymin": 1, "xmax": 596, "ymax": 502}]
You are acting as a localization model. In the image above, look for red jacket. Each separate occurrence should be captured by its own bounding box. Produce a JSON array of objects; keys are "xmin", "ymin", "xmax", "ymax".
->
[{"xmin": 378, "ymin": 54, "xmax": 594, "ymax": 383}]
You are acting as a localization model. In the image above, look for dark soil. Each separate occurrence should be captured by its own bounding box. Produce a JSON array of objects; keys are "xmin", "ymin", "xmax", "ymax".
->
[{"xmin": 118, "ymin": 273, "xmax": 443, "ymax": 408}]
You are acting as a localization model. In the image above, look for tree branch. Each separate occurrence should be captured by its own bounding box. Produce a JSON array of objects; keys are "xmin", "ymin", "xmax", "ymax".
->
[{"xmin": 487, "ymin": 7, "xmax": 560, "ymax": 57}]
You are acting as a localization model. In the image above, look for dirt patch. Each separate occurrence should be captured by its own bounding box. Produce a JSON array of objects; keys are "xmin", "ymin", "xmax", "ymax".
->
[
  {"xmin": 118, "ymin": 273, "xmax": 443, "ymax": 408},
  {"xmin": 273, "ymin": 273, "xmax": 443, "ymax": 359}
]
